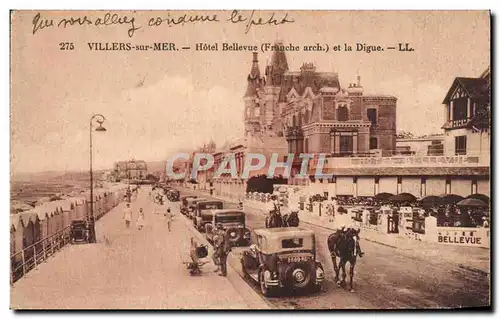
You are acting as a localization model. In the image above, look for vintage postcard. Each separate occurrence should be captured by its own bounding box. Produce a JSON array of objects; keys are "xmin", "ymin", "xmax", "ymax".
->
[{"xmin": 10, "ymin": 10, "xmax": 490, "ymax": 310}]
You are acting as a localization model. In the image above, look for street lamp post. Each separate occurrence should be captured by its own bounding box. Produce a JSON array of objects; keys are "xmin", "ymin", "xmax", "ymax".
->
[{"xmin": 89, "ymin": 114, "xmax": 107, "ymax": 244}]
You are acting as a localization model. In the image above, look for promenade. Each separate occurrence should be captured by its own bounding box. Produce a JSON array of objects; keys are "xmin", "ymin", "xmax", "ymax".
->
[{"xmin": 10, "ymin": 187, "xmax": 267, "ymax": 309}]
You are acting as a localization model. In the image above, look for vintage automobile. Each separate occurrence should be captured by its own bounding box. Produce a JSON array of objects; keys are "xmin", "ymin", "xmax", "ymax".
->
[
  {"xmin": 240, "ymin": 228, "xmax": 325, "ymax": 296},
  {"xmin": 70, "ymin": 220, "xmax": 89, "ymax": 244},
  {"xmin": 205, "ymin": 209, "xmax": 251, "ymax": 246},
  {"xmin": 187, "ymin": 198, "xmax": 207, "ymax": 220},
  {"xmin": 167, "ymin": 189, "xmax": 180, "ymax": 201},
  {"xmin": 180, "ymin": 195, "xmax": 198, "ymax": 215},
  {"xmin": 194, "ymin": 200, "xmax": 224, "ymax": 231}
]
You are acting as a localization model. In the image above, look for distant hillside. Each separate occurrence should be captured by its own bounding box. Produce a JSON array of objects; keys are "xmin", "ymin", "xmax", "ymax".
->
[{"xmin": 11, "ymin": 170, "xmax": 108, "ymax": 182}]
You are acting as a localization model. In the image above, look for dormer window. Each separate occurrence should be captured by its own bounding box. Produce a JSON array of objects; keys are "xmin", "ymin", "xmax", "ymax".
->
[
  {"xmin": 452, "ymin": 97, "xmax": 468, "ymax": 121},
  {"xmin": 337, "ymin": 105, "xmax": 349, "ymax": 121},
  {"xmin": 254, "ymin": 106, "xmax": 260, "ymax": 117}
]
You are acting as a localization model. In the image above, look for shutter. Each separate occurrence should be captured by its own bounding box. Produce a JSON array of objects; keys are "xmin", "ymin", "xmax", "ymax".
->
[
  {"xmin": 425, "ymin": 177, "xmax": 446, "ymax": 196},
  {"xmin": 378, "ymin": 177, "xmax": 398, "ymax": 194},
  {"xmin": 336, "ymin": 177, "xmax": 354, "ymax": 196},
  {"xmin": 477, "ymin": 180, "xmax": 490, "ymax": 197},
  {"xmin": 450, "ymin": 179, "xmax": 472, "ymax": 197},
  {"xmin": 357, "ymin": 177, "xmax": 375, "ymax": 197},
  {"xmin": 401, "ymin": 177, "xmax": 422, "ymax": 197}
]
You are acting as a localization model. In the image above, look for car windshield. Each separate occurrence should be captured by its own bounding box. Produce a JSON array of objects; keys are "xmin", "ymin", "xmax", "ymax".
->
[{"xmin": 215, "ymin": 215, "xmax": 244, "ymax": 223}]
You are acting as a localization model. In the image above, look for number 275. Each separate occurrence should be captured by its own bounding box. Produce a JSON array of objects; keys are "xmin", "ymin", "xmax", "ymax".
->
[{"xmin": 59, "ymin": 42, "xmax": 74, "ymax": 50}]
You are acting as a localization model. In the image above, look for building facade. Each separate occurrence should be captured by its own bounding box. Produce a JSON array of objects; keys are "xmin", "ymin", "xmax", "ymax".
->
[
  {"xmin": 244, "ymin": 42, "xmax": 397, "ymax": 166},
  {"xmin": 112, "ymin": 160, "xmax": 148, "ymax": 180},
  {"xmin": 304, "ymin": 66, "xmax": 490, "ymax": 199}
]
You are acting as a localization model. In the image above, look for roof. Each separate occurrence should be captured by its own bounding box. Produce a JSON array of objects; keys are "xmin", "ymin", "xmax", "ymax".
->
[
  {"xmin": 278, "ymin": 69, "xmax": 340, "ymax": 102},
  {"xmin": 245, "ymin": 53, "xmax": 264, "ymax": 97},
  {"xmin": 254, "ymin": 227, "xmax": 314, "ymax": 238},
  {"xmin": 197, "ymin": 200, "xmax": 223, "ymax": 204},
  {"xmin": 187, "ymin": 197, "xmax": 206, "ymax": 203},
  {"xmin": 362, "ymin": 94, "xmax": 398, "ymax": 100},
  {"xmin": 213, "ymin": 209, "xmax": 244, "ymax": 215},
  {"xmin": 442, "ymin": 77, "xmax": 490, "ymax": 104}
]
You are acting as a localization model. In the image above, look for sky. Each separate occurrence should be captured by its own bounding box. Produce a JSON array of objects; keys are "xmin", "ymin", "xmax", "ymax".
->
[{"xmin": 10, "ymin": 10, "xmax": 490, "ymax": 173}]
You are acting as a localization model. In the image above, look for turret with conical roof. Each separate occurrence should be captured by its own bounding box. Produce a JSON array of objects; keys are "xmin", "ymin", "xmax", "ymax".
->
[
  {"xmin": 265, "ymin": 40, "xmax": 289, "ymax": 86},
  {"xmin": 244, "ymin": 52, "xmax": 264, "ymax": 97}
]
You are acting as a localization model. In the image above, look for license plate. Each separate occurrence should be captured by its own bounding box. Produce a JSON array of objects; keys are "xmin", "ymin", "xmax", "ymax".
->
[{"xmin": 287, "ymin": 256, "xmax": 310, "ymax": 263}]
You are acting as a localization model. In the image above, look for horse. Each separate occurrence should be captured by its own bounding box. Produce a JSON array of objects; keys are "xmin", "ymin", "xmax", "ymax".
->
[
  {"xmin": 282, "ymin": 210, "xmax": 300, "ymax": 227},
  {"xmin": 265, "ymin": 211, "xmax": 283, "ymax": 228},
  {"xmin": 327, "ymin": 228, "xmax": 359, "ymax": 292}
]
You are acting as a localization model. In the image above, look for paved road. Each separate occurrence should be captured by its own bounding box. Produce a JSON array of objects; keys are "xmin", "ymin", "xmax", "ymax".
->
[
  {"xmin": 11, "ymin": 187, "xmax": 256, "ymax": 309},
  {"xmin": 176, "ymin": 189, "xmax": 490, "ymax": 309}
]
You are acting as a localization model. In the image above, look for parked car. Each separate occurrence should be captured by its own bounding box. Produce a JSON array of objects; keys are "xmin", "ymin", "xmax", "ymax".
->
[
  {"xmin": 240, "ymin": 228, "xmax": 325, "ymax": 296},
  {"xmin": 167, "ymin": 189, "xmax": 180, "ymax": 201},
  {"xmin": 187, "ymin": 198, "xmax": 207, "ymax": 220},
  {"xmin": 194, "ymin": 200, "xmax": 224, "ymax": 231},
  {"xmin": 180, "ymin": 195, "xmax": 198, "ymax": 215},
  {"xmin": 70, "ymin": 220, "xmax": 89, "ymax": 244},
  {"xmin": 205, "ymin": 209, "xmax": 251, "ymax": 246}
]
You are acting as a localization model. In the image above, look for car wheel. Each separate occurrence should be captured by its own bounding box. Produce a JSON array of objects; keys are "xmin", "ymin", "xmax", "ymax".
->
[
  {"xmin": 284, "ymin": 264, "xmax": 312, "ymax": 290},
  {"xmin": 240, "ymin": 259, "xmax": 248, "ymax": 279},
  {"xmin": 259, "ymin": 269, "xmax": 273, "ymax": 297}
]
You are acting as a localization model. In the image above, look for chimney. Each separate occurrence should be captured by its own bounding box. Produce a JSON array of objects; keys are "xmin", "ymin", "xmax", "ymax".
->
[
  {"xmin": 357, "ymin": 75, "xmax": 361, "ymax": 87},
  {"xmin": 253, "ymin": 52, "xmax": 258, "ymax": 63}
]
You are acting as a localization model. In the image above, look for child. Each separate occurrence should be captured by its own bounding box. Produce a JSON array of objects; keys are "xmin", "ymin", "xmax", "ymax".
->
[
  {"xmin": 137, "ymin": 208, "xmax": 145, "ymax": 230},
  {"xmin": 164, "ymin": 208, "xmax": 173, "ymax": 232}
]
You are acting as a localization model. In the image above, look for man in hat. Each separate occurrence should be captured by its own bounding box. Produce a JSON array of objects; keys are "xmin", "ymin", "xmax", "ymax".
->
[{"xmin": 213, "ymin": 223, "xmax": 231, "ymax": 276}]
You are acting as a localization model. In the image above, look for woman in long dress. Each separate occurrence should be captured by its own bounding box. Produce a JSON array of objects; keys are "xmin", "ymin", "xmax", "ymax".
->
[{"xmin": 137, "ymin": 208, "xmax": 145, "ymax": 230}]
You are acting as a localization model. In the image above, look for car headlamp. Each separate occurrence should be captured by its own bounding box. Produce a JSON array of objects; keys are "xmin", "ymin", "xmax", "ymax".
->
[
  {"xmin": 316, "ymin": 267, "xmax": 325, "ymax": 278},
  {"xmin": 264, "ymin": 270, "xmax": 272, "ymax": 281}
]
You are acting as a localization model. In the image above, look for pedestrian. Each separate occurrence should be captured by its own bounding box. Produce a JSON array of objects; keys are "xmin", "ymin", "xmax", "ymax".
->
[
  {"xmin": 136, "ymin": 208, "xmax": 145, "ymax": 230},
  {"xmin": 165, "ymin": 208, "xmax": 173, "ymax": 232},
  {"xmin": 213, "ymin": 224, "xmax": 231, "ymax": 276},
  {"xmin": 123, "ymin": 203, "xmax": 132, "ymax": 228},
  {"xmin": 362, "ymin": 207, "xmax": 370, "ymax": 227}
]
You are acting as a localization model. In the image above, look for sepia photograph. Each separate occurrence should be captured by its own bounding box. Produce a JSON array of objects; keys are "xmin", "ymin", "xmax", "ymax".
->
[{"xmin": 9, "ymin": 10, "xmax": 491, "ymax": 310}]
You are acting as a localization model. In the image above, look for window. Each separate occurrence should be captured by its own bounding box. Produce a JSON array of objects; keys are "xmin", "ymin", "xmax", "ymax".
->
[
  {"xmin": 292, "ymin": 115, "xmax": 296, "ymax": 126},
  {"xmin": 367, "ymin": 108, "xmax": 377, "ymax": 126},
  {"xmin": 282, "ymin": 238, "xmax": 303, "ymax": 249},
  {"xmin": 369, "ymin": 137, "xmax": 378, "ymax": 150},
  {"xmin": 339, "ymin": 135, "xmax": 353, "ymax": 155},
  {"xmin": 254, "ymin": 106, "xmax": 260, "ymax": 117},
  {"xmin": 455, "ymin": 136, "xmax": 467, "ymax": 155},
  {"xmin": 304, "ymin": 110, "xmax": 309, "ymax": 124},
  {"xmin": 304, "ymin": 138, "xmax": 309, "ymax": 153},
  {"xmin": 452, "ymin": 97, "xmax": 468, "ymax": 121},
  {"xmin": 337, "ymin": 106, "xmax": 349, "ymax": 121}
]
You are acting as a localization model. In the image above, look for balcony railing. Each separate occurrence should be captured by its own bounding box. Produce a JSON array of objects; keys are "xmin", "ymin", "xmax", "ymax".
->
[
  {"xmin": 443, "ymin": 118, "xmax": 471, "ymax": 129},
  {"xmin": 310, "ymin": 154, "xmax": 489, "ymax": 169}
]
